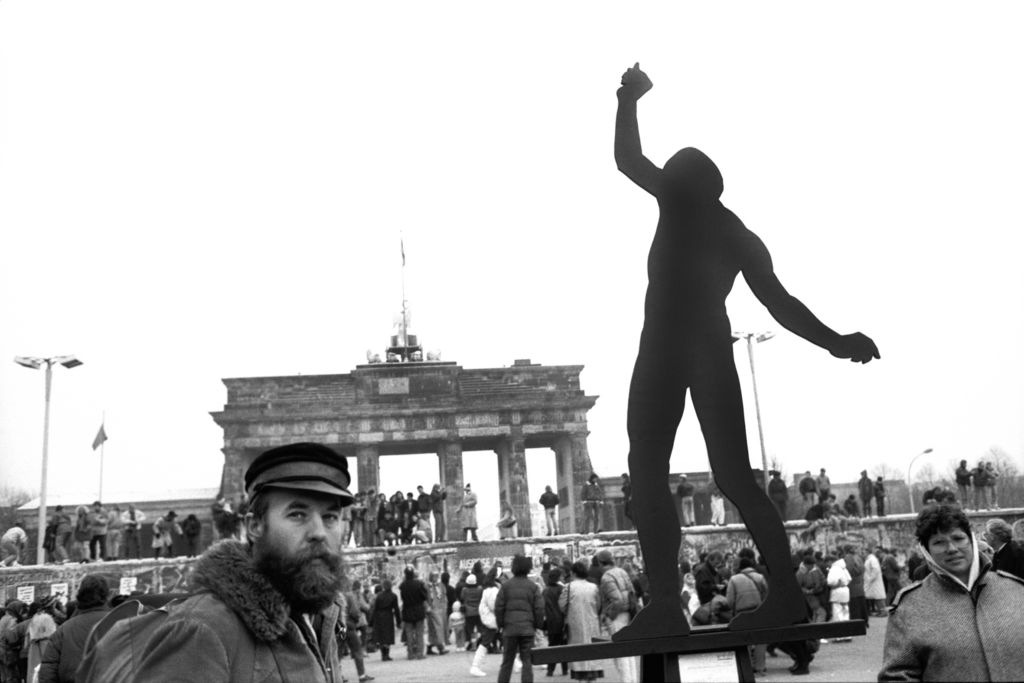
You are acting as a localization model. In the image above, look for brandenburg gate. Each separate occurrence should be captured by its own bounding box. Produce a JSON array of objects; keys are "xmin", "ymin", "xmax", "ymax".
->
[{"xmin": 210, "ymin": 359, "xmax": 598, "ymax": 538}]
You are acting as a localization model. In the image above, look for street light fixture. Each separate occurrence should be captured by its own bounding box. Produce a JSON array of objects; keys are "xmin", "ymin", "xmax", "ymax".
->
[
  {"xmin": 13, "ymin": 354, "xmax": 83, "ymax": 565},
  {"xmin": 733, "ymin": 331, "xmax": 775, "ymax": 494},
  {"xmin": 906, "ymin": 447, "xmax": 934, "ymax": 515}
]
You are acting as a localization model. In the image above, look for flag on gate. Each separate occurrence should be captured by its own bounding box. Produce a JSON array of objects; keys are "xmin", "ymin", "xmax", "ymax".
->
[{"xmin": 92, "ymin": 424, "xmax": 107, "ymax": 450}]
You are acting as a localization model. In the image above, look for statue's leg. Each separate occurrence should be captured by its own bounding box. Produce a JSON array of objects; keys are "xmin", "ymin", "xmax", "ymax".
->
[
  {"xmin": 612, "ymin": 347, "xmax": 691, "ymax": 641},
  {"xmin": 690, "ymin": 348, "xmax": 807, "ymax": 630}
]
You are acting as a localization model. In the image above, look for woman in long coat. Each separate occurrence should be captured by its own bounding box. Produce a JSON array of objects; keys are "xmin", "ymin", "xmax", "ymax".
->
[
  {"xmin": 558, "ymin": 560, "xmax": 604, "ymax": 681},
  {"xmin": 371, "ymin": 579, "xmax": 402, "ymax": 661},
  {"xmin": 864, "ymin": 548, "xmax": 887, "ymax": 615}
]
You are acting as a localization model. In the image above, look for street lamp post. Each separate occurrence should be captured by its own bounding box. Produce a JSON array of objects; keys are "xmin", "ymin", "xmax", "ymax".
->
[
  {"xmin": 14, "ymin": 355, "xmax": 83, "ymax": 565},
  {"xmin": 906, "ymin": 447, "xmax": 934, "ymax": 515},
  {"xmin": 733, "ymin": 331, "xmax": 775, "ymax": 494}
]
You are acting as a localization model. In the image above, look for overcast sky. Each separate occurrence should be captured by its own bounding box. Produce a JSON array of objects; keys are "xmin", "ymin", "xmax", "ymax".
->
[{"xmin": 2, "ymin": 3, "xmax": 1023, "ymax": 531}]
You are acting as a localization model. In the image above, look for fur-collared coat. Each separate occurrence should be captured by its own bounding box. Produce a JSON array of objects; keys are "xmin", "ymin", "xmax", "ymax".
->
[
  {"xmin": 879, "ymin": 563, "xmax": 1024, "ymax": 681},
  {"xmin": 132, "ymin": 540, "xmax": 342, "ymax": 683}
]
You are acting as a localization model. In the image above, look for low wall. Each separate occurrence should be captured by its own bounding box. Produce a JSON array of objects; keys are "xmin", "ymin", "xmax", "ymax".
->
[{"xmin": 4, "ymin": 508, "xmax": 1021, "ymax": 604}]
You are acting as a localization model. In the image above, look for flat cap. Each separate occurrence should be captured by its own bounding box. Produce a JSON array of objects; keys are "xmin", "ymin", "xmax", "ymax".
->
[{"xmin": 245, "ymin": 442, "xmax": 353, "ymax": 505}]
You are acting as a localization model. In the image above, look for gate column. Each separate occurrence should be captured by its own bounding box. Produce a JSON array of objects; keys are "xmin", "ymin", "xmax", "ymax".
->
[
  {"xmin": 554, "ymin": 434, "xmax": 594, "ymax": 534},
  {"xmin": 496, "ymin": 437, "xmax": 532, "ymax": 537},
  {"xmin": 356, "ymin": 445, "xmax": 380, "ymax": 497},
  {"xmin": 437, "ymin": 441, "xmax": 464, "ymax": 542}
]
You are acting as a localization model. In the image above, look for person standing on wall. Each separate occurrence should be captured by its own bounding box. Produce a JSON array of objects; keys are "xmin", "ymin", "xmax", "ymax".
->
[
  {"xmin": 580, "ymin": 474, "xmax": 604, "ymax": 535},
  {"xmin": 538, "ymin": 486, "xmax": 560, "ymax": 536},
  {"xmin": 457, "ymin": 484, "xmax": 479, "ymax": 542}
]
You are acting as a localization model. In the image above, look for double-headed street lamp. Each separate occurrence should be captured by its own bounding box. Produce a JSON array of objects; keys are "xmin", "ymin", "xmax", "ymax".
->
[
  {"xmin": 14, "ymin": 355, "xmax": 84, "ymax": 565},
  {"xmin": 733, "ymin": 331, "xmax": 775, "ymax": 494},
  {"xmin": 906, "ymin": 447, "xmax": 934, "ymax": 515}
]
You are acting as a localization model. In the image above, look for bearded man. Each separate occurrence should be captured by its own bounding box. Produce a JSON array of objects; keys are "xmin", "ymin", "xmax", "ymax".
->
[{"xmin": 132, "ymin": 442, "xmax": 353, "ymax": 682}]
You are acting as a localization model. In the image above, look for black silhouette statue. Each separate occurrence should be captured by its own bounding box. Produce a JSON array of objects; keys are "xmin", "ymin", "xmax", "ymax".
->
[{"xmin": 613, "ymin": 64, "xmax": 879, "ymax": 641}]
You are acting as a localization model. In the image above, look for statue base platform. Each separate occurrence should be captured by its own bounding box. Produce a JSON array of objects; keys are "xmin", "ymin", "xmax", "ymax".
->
[{"xmin": 533, "ymin": 620, "xmax": 866, "ymax": 682}]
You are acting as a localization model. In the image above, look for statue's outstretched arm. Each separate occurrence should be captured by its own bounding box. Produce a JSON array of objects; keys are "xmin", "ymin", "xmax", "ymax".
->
[
  {"xmin": 740, "ymin": 230, "xmax": 880, "ymax": 363},
  {"xmin": 615, "ymin": 63, "xmax": 661, "ymax": 196}
]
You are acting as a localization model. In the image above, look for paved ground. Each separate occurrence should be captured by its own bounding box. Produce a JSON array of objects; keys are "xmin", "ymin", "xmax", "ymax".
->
[{"xmin": 339, "ymin": 615, "xmax": 887, "ymax": 682}]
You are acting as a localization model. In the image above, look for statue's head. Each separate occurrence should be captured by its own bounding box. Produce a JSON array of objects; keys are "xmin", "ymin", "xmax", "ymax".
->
[{"xmin": 663, "ymin": 147, "xmax": 723, "ymax": 203}]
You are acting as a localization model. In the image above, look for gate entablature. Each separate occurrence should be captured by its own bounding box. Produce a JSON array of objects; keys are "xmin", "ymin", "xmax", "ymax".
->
[{"xmin": 211, "ymin": 359, "xmax": 598, "ymax": 539}]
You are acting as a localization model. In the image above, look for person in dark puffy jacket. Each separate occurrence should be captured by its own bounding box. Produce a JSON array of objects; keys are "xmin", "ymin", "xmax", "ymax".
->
[
  {"xmin": 459, "ymin": 574, "xmax": 484, "ymax": 648},
  {"xmin": 494, "ymin": 555, "xmax": 544, "ymax": 683},
  {"xmin": 399, "ymin": 567, "xmax": 429, "ymax": 660},
  {"xmin": 38, "ymin": 574, "xmax": 110, "ymax": 683}
]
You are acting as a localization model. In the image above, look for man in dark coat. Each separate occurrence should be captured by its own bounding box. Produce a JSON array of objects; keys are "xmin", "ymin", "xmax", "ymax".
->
[
  {"xmin": 399, "ymin": 567, "xmax": 429, "ymax": 660},
  {"xmin": 370, "ymin": 580, "xmax": 401, "ymax": 661},
  {"xmin": 857, "ymin": 470, "xmax": 875, "ymax": 517},
  {"xmin": 873, "ymin": 478, "xmax": 887, "ymax": 517},
  {"xmin": 38, "ymin": 574, "xmax": 109, "ymax": 683},
  {"xmin": 494, "ymin": 555, "xmax": 545, "ymax": 683},
  {"xmin": 104, "ymin": 442, "xmax": 353, "ymax": 682},
  {"xmin": 985, "ymin": 518, "xmax": 1024, "ymax": 580}
]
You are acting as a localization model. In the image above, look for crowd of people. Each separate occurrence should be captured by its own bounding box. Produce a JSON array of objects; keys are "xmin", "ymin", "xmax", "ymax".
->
[
  {"xmin": 3, "ymin": 437, "xmax": 1024, "ymax": 683},
  {"xmin": 0, "ymin": 503, "xmax": 209, "ymax": 568}
]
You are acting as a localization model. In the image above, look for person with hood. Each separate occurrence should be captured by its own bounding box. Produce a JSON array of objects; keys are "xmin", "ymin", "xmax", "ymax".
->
[
  {"xmin": 613, "ymin": 63, "xmax": 879, "ymax": 640},
  {"xmin": 113, "ymin": 442, "xmax": 352, "ymax": 682},
  {"xmin": 469, "ymin": 574, "xmax": 501, "ymax": 677},
  {"xmin": 38, "ymin": 574, "xmax": 110, "ymax": 683},
  {"xmin": 370, "ymin": 579, "xmax": 401, "ymax": 661},
  {"xmin": 879, "ymin": 503, "xmax": 1024, "ymax": 681}
]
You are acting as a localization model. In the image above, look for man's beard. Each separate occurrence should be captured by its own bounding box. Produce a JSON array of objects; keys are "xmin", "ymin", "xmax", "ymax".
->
[{"xmin": 254, "ymin": 542, "xmax": 344, "ymax": 614}]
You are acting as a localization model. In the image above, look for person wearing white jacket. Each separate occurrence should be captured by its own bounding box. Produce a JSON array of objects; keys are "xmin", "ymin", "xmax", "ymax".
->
[
  {"xmin": 826, "ymin": 556, "xmax": 852, "ymax": 642},
  {"xmin": 469, "ymin": 575, "xmax": 502, "ymax": 677}
]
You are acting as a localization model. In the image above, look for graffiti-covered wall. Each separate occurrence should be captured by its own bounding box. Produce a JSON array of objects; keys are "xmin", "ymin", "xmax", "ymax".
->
[{"xmin": 4, "ymin": 508, "xmax": 1021, "ymax": 602}]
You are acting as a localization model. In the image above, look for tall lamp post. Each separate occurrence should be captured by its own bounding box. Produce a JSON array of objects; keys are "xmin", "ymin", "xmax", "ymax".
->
[
  {"xmin": 14, "ymin": 355, "xmax": 84, "ymax": 565},
  {"xmin": 906, "ymin": 447, "xmax": 934, "ymax": 515},
  {"xmin": 733, "ymin": 331, "xmax": 775, "ymax": 494}
]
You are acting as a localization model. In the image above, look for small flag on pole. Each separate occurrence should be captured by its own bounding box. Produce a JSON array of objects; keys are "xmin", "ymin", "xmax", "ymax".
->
[
  {"xmin": 401, "ymin": 238, "xmax": 406, "ymax": 266},
  {"xmin": 92, "ymin": 424, "xmax": 107, "ymax": 450}
]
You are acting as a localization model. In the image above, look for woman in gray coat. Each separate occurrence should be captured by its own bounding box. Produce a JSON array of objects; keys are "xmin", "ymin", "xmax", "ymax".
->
[{"xmin": 879, "ymin": 503, "xmax": 1024, "ymax": 681}]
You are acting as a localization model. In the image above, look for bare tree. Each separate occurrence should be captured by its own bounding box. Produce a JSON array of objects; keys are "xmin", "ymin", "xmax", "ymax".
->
[
  {"xmin": 871, "ymin": 462, "xmax": 902, "ymax": 481},
  {"xmin": 984, "ymin": 445, "xmax": 1019, "ymax": 478},
  {"xmin": 0, "ymin": 485, "xmax": 35, "ymax": 533}
]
